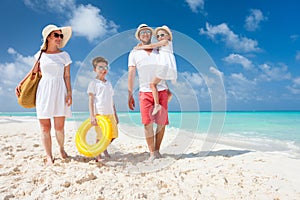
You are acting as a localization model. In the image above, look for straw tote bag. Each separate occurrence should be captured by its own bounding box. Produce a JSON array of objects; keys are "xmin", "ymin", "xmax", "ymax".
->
[{"xmin": 17, "ymin": 52, "xmax": 43, "ymax": 108}]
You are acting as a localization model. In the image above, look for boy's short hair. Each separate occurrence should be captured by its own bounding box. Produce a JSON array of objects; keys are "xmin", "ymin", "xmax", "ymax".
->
[{"xmin": 92, "ymin": 56, "xmax": 108, "ymax": 68}]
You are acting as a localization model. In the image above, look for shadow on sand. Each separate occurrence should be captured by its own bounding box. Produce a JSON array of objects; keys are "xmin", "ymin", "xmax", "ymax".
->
[{"xmin": 74, "ymin": 149, "xmax": 253, "ymax": 166}]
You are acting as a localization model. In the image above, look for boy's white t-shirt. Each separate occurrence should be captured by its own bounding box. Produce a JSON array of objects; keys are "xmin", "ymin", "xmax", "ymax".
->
[{"xmin": 87, "ymin": 79, "xmax": 114, "ymax": 115}]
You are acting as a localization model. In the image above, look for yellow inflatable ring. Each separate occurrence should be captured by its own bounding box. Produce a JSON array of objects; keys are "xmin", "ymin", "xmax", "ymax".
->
[{"xmin": 75, "ymin": 116, "xmax": 113, "ymax": 157}]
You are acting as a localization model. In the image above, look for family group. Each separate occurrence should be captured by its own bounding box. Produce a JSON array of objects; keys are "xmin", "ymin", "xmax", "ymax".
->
[{"xmin": 15, "ymin": 23, "xmax": 177, "ymax": 165}]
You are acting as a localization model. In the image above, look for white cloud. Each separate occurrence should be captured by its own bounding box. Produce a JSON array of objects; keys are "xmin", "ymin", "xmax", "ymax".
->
[
  {"xmin": 293, "ymin": 77, "xmax": 300, "ymax": 85},
  {"xmin": 287, "ymin": 77, "xmax": 300, "ymax": 94},
  {"xmin": 223, "ymin": 54, "xmax": 254, "ymax": 70},
  {"xmin": 0, "ymin": 48, "xmax": 36, "ymax": 110},
  {"xmin": 290, "ymin": 34, "xmax": 299, "ymax": 42},
  {"xmin": 68, "ymin": 4, "xmax": 118, "ymax": 42},
  {"xmin": 181, "ymin": 71, "xmax": 204, "ymax": 86},
  {"xmin": 4, "ymin": 48, "xmax": 35, "ymax": 81},
  {"xmin": 45, "ymin": 0, "xmax": 76, "ymax": 12},
  {"xmin": 185, "ymin": 0, "xmax": 205, "ymax": 13},
  {"xmin": 259, "ymin": 63, "xmax": 291, "ymax": 81},
  {"xmin": 171, "ymin": 72, "xmax": 210, "ymax": 110},
  {"xmin": 200, "ymin": 22, "xmax": 260, "ymax": 53},
  {"xmin": 24, "ymin": 0, "xmax": 75, "ymax": 14},
  {"xmin": 24, "ymin": 0, "xmax": 118, "ymax": 43},
  {"xmin": 245, "ymin": 9, "xmax": 267, "ymax": 31},
  {"xmin": 227, "ymin": 73, "xmax": 257, "ymax": 101},
  {"xmin": 209, "ymin": 66, "xmax": 224, "ymax": 80}
]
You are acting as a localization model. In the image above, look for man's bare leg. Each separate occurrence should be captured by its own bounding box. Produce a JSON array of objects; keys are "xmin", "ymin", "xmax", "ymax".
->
[
  {"xmin": 144, "ymin": 123, "xmax": 156, "ymax": 160},
  {"xmin": 154, "ymin": 125, "xmax": 165, "ymax": 158}
]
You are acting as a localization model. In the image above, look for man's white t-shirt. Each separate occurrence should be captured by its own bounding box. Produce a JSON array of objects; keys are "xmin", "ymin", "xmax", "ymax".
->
[
  {"xmin": 87, "ymin": 79, "xmax": 114, "ymax": 115},
  {"xmin": 128, "ymin": 48, "xmax": 168, "ymax": 92}
]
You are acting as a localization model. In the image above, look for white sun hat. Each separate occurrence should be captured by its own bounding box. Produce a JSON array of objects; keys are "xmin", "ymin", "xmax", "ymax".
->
[
  {"xmin": 155, "ymin": 25, "xmax": 173, "ymax": 41},
  {"xmin": 135, "ymin": 24, "xmax": 154, "ymax": 40},
  {"xmin": 40, "ymin": 24, "xmax": 72, "ymax": 50}
]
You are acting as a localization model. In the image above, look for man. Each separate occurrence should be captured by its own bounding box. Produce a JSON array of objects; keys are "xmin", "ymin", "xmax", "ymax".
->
[{"xmin": 128, "ymin": 24, "xmax": 169, "ymax": 161}]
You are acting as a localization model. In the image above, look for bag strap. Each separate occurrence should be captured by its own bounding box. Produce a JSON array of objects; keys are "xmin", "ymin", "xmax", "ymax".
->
[{"xmin": 32, "ymin": 51, "xmax": 43, "ymax": 73}]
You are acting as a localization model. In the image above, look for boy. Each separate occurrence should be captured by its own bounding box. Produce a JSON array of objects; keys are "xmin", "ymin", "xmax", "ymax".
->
[{"xmin": 87, "ymin": 56, "xmax": 118, "ymax": 161}]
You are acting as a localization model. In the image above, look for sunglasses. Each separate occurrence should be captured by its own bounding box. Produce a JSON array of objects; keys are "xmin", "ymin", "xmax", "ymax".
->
[
  {"xmin": 139, "ymin": 29, "xmax": 152, "ymax": 35},
  {"xmin": 53, "ymin": 32, "xmax": 64, "ymax": 39},
  {"xmin": 157, "ymin": 33, "xmax": 168, "ymax": 39},
  {"xmin": 96, "ymin": 65, "xmax": 109, "ymax": 71}
]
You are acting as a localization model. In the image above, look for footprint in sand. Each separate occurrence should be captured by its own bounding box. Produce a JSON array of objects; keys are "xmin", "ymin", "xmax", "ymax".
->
[
  {"xmin": 3, "ymin": 194, "xmax": 15, "ymax": 200},
  {"xmin": 75, "ymin": 173, "xmax": 97, "ymax": 184},
  {"xmin": 33, "ymin": 144, "xmax": 39, "ymax": 147},
  {"xmin": 16, "ymin": 146, "xmax": 26, "ymax": 152}
]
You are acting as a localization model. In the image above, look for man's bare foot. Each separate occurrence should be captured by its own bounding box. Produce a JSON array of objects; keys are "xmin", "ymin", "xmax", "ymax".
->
[
  {"xmin": 152, "ymin": 104, "xmax": 162, "ymax": 115},
  {"xmin": 147, "ymin": 152, "xmax": 156, "ymax": 162},
  {"xmin": 60, "ymin": 148, "xmax": 68, "ymax": 159},
  {"xmin": 154, "ymin": 151, "xmax": 162, "ymax": 159}
]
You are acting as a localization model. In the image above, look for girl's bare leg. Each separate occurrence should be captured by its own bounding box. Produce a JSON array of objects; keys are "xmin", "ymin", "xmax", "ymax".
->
[{"xmin": 150, "ymin": 77, "xmax": 162, "ymax": 115}]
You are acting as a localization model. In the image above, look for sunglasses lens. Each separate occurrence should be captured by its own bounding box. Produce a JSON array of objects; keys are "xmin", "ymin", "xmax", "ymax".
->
[
  {"xmin": 97, "ymin": 66, "xmax": 109, "ymax": 70},
  {"xmin": 53, "ymin": 33, "xmax": 64, "ymax": 39},
  {"xmin": 157, "ymin": 34, "xmax": 165, "ymax": 39},
  {"xmin": 140, "ymin": 29, "xmax": 151, "ymax": 35}
]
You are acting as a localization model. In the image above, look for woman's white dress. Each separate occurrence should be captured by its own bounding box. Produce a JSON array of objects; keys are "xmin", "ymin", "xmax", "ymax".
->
[
  {"xmin": 155, "ymin": 41, "xmax": 177, "ymax": 83},
  {"xmin": 35, "ymin": 51, "xmax": 72, "ymax": 119}
]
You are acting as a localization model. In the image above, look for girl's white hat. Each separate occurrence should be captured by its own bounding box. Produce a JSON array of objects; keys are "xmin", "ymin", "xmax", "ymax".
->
[
  {"xmin": 40, "ymin": 24, "xmax": 72, "ymax": 50},
  {"xmin": 155, "ymin": 25, "xmax": 173, "ymax": 41}
]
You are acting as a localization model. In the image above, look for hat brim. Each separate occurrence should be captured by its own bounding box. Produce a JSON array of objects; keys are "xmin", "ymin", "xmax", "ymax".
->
[
  {"xmin": 40, "ymin": 26, "xmax": 72, "ymax": 50},
  {"xmin": 135, "ymin": 27, "xmax": 154, "ymax": 40},
  {"xmin": 155, "ymin": 27, "xmax": 173, "ymax": 41},
  {"xmin": 59, "ymin": 26, "xmax": 72, "ymax": 48}
]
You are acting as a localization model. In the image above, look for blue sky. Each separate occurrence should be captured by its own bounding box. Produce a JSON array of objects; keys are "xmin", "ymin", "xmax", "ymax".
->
[{"xmin": 1, "ymin": 0, "xmax": 300, "ymax": 112}]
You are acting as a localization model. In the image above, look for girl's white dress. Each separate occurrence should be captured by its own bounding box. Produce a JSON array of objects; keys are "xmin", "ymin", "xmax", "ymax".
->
[
  {"xmin": 155, "ymin": 41, "xmax": 177, "ymax": 83},
  {"xmin": 35, "ymin": 51, "xmax": 72, "ymax": 119}
]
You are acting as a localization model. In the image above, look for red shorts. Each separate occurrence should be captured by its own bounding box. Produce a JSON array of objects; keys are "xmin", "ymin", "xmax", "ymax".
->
[{"xmin": 139, "ymin": 90, "xmax": 169, "ymax": 125}]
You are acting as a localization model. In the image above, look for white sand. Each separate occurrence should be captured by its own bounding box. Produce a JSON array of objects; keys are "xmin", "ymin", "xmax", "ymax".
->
[{"xmin": 1, "ymin": 117, "xmax": 300, "ymax": 200}]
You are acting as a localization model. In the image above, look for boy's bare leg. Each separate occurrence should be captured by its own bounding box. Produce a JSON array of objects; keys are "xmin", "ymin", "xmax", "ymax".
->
[
  {"xmin": 95, "ymin": 154, "xmax": 103, "ymax": 162},
  {"xmin": 104, "ymin": 150, "xmax": 111, "ymax": 158}
]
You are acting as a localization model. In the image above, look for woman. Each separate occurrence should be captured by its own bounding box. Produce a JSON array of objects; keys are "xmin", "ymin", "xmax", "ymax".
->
[{"xmin": 15, "ymin": 24, "xmax": 73, "ymax": 165}]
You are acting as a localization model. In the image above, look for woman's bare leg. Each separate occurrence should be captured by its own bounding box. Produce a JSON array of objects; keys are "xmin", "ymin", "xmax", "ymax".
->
[
  {"xmin": 54, "ymin": 117, "xmax": 68, "ymax": 159},
  {"xmin": 39, "ymin": 119, "xmax": 53, "ymax": 165}
]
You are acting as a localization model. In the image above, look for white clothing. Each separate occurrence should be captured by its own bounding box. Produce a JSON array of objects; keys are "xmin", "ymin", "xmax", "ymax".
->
[
  {"xmin": 87, "ymin": 79, "xmax": 114, "ymax": 115},
  {"xmin": 35, "ymin": 51, "xmax": 72, "ymax": 119},
  {"xmin": 128, "ymin": 48, "xmax": 168, "ymax": 92},
  {"xmin": 156, "ymin": 41, "xmax": 177, "ymax": 83}
]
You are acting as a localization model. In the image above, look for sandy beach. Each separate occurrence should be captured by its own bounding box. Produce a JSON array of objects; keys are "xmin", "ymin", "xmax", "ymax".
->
[{"xmin": 1, "ymin": 117, "xmax": 300, "ymax": 200}]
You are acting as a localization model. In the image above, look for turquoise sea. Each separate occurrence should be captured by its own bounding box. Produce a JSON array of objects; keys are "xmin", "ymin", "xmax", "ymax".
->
[{"xmin": 1, "ymin": 111, "xmax": 300, "ymax": 157}]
